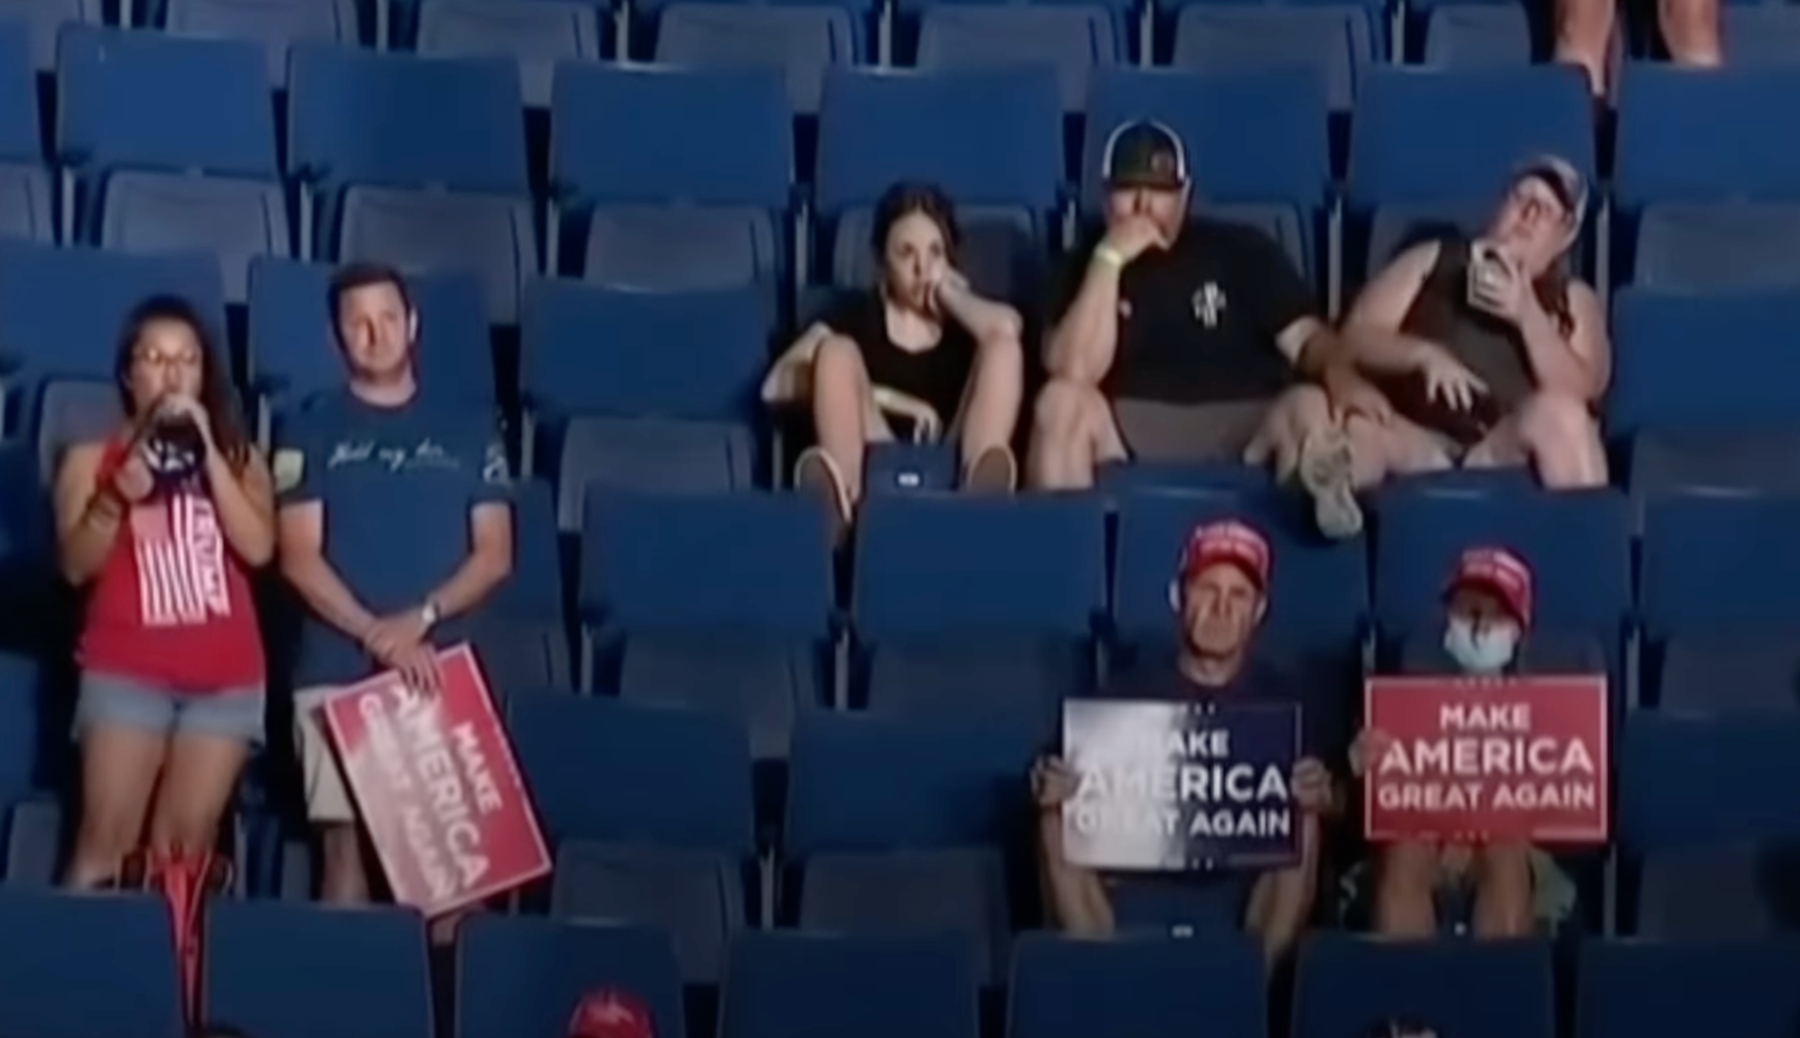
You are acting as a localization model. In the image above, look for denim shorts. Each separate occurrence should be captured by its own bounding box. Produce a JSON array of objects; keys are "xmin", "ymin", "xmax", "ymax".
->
[{"xmin": 74, "ymin": 671, "xmax": 266, "ymax": 746}]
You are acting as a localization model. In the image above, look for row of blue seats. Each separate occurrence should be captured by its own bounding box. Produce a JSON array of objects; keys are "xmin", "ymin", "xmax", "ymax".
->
[{"xmin": 11, "ymin": 885, "xmax": 1796, "ymax": 1038}]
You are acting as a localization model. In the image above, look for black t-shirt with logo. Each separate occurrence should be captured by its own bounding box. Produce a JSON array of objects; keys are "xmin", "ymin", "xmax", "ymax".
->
[{"xmin": 1054, "ymin": 217, "xmax": 1318, "ymax": 404}]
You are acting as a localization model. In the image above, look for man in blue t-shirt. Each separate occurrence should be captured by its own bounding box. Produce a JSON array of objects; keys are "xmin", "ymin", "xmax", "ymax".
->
[
  {"xmin": 1033, "ymin": 520, "xmax": 1340, "ymax": 967},
  {"xmin": 273, "ymin": 262, "xmax": 513, "ymax": 905}
]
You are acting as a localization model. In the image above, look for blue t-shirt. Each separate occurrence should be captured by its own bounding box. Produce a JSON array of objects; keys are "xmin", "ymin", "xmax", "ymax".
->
[{"xmin": 276, "ymin": 388, "xmax": 510, "ymax": 688}]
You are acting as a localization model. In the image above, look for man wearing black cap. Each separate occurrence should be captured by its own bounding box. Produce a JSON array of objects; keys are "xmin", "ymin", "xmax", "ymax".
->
[
  {"xmin": 1029, "ymin": 119, "xmax": 1373, "ymax": 530},
  {"xmin": 1328, "ymin": 155, "xmax": 1610, "ymax": 512}
]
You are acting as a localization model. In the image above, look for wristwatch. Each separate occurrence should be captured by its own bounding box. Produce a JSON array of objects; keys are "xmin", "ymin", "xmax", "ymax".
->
[{"xmin": 419, "ymin": 599, "xmax": 441, "ymax": 632}]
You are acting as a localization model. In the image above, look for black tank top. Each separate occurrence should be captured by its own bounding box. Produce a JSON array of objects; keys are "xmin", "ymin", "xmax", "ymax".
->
[{"xmin": 1384, "ymin": 237, "xmax": 1538, "ymax": 444}]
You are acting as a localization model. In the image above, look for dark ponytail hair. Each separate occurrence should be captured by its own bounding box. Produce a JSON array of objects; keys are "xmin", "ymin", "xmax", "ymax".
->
[
  {"xmin": 113, "ymin": 294, "xmax": 252, "ymax": 470},
  {"xmin": 871, "ymin": 181, "xmax": 961, "ymax": 265}
]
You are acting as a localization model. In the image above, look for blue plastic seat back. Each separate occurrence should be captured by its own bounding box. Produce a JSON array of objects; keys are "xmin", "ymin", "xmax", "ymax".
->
[
  {"xmin": 1608, "ymin": 288, "xmax": 1800, "ymax": 438},
  {"xmin": 1293, "ymin": 934, "xmax": 1555, "ymax": 1038},
  {"xmin": 456, "ymin": 914, "xmax": 687, "ymax": 1038},
  {"xmin": 619, "ymin": 634, "xmax": 817, "ymax": 760},
  {"xmin": 1642, "ymin": 494, "xmax": 1800, "ymax": 639},
  {"xmin": 720, "ymin": 932, "xmax": 979, "ymax": 1038},
  {"xmin": 799, "ymin": 848, "xmax": 1011, "ymax": 986},
  {"xmin": 1422, "ymin": 5, "xmax": 1531, "ymax": 67},
  {"xmin": 0, "ymin": 889, "xmax": 184, "ymax": 1038},
  {"xmin": 416, "ymin": 0, "xmax": 602, "ymax": 108},
  {"xmin": 1617, "ymin": 65, "xmax": 1800, "ymax": 210},
  {"xmin": 1170, "ymin": 6, "xmax": 1370, "ymax": 112},
  {"xmin": 1576, "ymin": 937, "xmax": 1800, "ymax": 1038},
  {"xmin": 549, "ymin": 841, "xmax": 743, "ymax": 986},
  {"xmin": 916, "ymin": 5, "xmax": 1118, "ymax": 113},
  {"xmin": 1634, "ymin": 201, "xmax": 1800, "ymax": 290},
  {"xmin": 656, "ymin": 3, "xmax": 857, "ymax": 115},
  {"xmin": 1007, "ymin": 932, "xmax": 1266, "ymax": 1038}
]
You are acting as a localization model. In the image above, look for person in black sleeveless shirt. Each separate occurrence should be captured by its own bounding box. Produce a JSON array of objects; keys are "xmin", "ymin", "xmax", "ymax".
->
[
  {"xmin": 770, "ymin": 182, "xmax": 1024, "ymax": 543},
  {"xmin": 1314, "ymin": 156, "xmax": 1610, "ymax": 514}
]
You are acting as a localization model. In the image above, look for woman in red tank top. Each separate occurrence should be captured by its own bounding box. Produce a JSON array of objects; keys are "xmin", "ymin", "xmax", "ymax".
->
[{"xmin": 52, "ymin": 295, "xmax": 274, "ymax": 888}]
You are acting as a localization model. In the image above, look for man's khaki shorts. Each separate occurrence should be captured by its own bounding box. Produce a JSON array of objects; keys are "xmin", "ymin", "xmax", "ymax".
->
[{"xmin": 293, "ymin": 685, "xmax": 358, "ymax": 824}]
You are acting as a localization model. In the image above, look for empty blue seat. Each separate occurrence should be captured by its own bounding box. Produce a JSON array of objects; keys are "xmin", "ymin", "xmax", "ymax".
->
[
  {"xmin": 0, "ymin": 889, "xmax": 182, "ymax": 1038},
  {"xmin": 0, "ymin": 20, "xmax": 52, "ymax": 244},
  {"xmin": 1642, "ymin": 495, "xmax": 1800, "ymax": 640},
  {"xmin": 916, "ymin": 6, "xmax": 1118, "ymax": 113},
  {"xmin": 1348, "ymin": 66, "xmax": 1592, "ymax": 210},
  {"xmin": 1113, "ymin": 488, "xmax": 1367, "ymax": 651},
  {"xmin": 0, "ymin": 651, "xmax": 40, "ymax": 802},
  {"xmin": 58, "ymin": 28, "xmax": 285, "ymax": 303},
  {"xmin": 1372, "ymin": 488, "xmax": 1631, "ymax": 640},
  {"xmin": 457, "ymin": 915, "xmax": 687, "ymax": 1038},
  {"xmin": 164, "ymin": 0, "xmax": 358, "ymax": 85},
  {"xmin": 657, "ymin": 4, "xmax": 858, "ymax": 115},
  {"xmin": 619, "ymin": 635, "xmax": 817, "ymax": 759},
  {"xmin": 1608, "ymin": 289, "xmax": 1800, "ymax": 438},
  {"xmin": 1007, "ymin": 932, "xmax": 1265, "ymax": 1038},
  {"xmin": 487, "ymin": 479, "xmax": 565, "ymax": 628},
  {"xmin": 1422, "ymin": 5, "xmax": 1531, "ymax": 67},
  {"xmin": 552, "ymin": 416, "xmax": 756, "ymax": 532},
  {"xmin": 417, "ymin": 0, "xmax": 601, "ymax": 108},
  {"xmin": 1203, "ymin": 202, "xmax": 1310, "ymax": 279},
  {"xmin": 33, "ymin": 378, "xmax": 119, "ymax": 486},
  {"xmin": 1621, "ymin": 712, "xmax": 1800, "ymax": 936},
  {"xmin": 1657, "ymin": 633, "xmax": 1800, "ymax": 712},
  {"xmin": 1293, "ymin": 934, "xmax": 1555, "ymax": 1038},
  {"xmin": 1633, "ymin": 202, "xmax": 1800, "ymax": 290},
  {"xmin": 863, "ymin": 640, "xmax": 1084, "ymax": 732},
  {"xmin": 852, "ymin": 494, "xmax": 1105, "ymax": 644},
  {"xmin": 1578, "ymin": 938, "xmax": 1800, "ymax": 1038},
  {"xmin": 1722, "ymin": 6, "xmax": 1800, "ymax": 66},
  {"xmin": 4, "ymin": 797, "xmax": 60, "ymax": 883},
  {"xmin": 578, "ymin": 490, "xmax": 831, "ymax": 660},
  {"xmin": 1170, "ymin": 6, "xmax": 1371, "ymax": 112},
  {"xmin": 1082, "ymin": 68, "xmax": 1329, "ymax": 219},
  {"xmin": 798, "ymin": 848, "xmax": 1011, "ymax": 985},
  {"xmin": 4, "ymin": 0, "xmax": 99, "ymax": 72},
  {"xmin": 288, "ymin": 46, "xmax": 535, "ymax": 323},
  {"xmin": 522, "ymin": 281, "xmax": 770, "ymax": 424},
  {"xmin": 1617, "ymin": 65, "xmax": 1800, "ymax": 210},
  {"xmin": 550, "ymin": 840, "xmax": 746, "ymax": 985},
  {"xmin": 204, "ymin": 901, "xmax": 432, "ymax": 1038},
  {"xmin": 248, "ymin": 257, "xmax": 494, "ymax": 413},
  {"xmin": 550, "ymin": 65, "xmax": 790, "ymax": 287},
  {"xmin": 786, "ymin": 710, "xmax": 1038, "ymax": 855},
  {"xmin": 509, "ymin": 695, "xmax": 756, "ymax": 853},
  {"xmin": 1627, "ymin": 429, "xmax": 1800, "ymax": 497},
  {"xmin": 720, "ymin": 933, "xmax": 979, "ymax": 1038}
]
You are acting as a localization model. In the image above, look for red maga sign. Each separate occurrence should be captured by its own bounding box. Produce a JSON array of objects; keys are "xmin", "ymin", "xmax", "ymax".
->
[
  {"xmin": 323, "ymin": 643, "xmax": 551, "ymax": 916},
  {"xmin": 1364, "ymin": 674, "xmax": 1608, "ymax": 844}
]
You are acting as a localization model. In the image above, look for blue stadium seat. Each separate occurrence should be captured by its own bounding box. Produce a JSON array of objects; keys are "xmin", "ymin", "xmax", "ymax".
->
[
  {"xmin": 549, "ymin": 65, "xmax": 790, "ymax": 288},
  {"xmin": 829, "ymin": 202, "xmax": 1041, "ymax": 305},
  {"xmin": 1656, "ymin": 633, "xmax": 1800, "ymax": 712},
  {"xmin": 1081, "ymin": 68, "xmax": 1329, "ymax": 220},
  {"xmin": 1372, "ymin": 488, "xmax": 1631, "ymax": 640},
  {"xmin": 915, "ymin": 6, "xmax": 1118, "ymax": 113},
  {"xmin": 521, "ymin": 281, "xmax": 770, "ymax": 425},
  {"xmin": 797, "ymin": 848, "xmax": 1011, "ymax": 985},
  {"xmin": 619, "ymin": 635, "xmax": 818, "ymax": 760},
  {"xmin": 1617, "ymin": 66, "xmax": 1800, "ymax": 210},
  {"xmin": 3, "ymin": 0, "xmax": 99, "ymax": 72},
  {"xmin": 0, "ymin": 651, "xmax": 40, "ymax": 803},
  {"xmin": 457, "ymin": 916, "xmax": 686, "ymax": 1038},
  {"xmin": 1007, "ymin": 932, "xmax": 1265, "ymax": 1038},
  {"xmin": 577, "ymin": 490, "xmax": 831, "ymax": 677},
  {"xmin": 550, "ymin": 841, "xmax": 746, "ymax": 985},
  {"xmin": 1621, "ymin": 712, "xmax": 1800, "ymax": 936},
  {"xmin": 1641, "ymin": 494, "xmax": 1800, "ymax": 640},
  {"xmin": 0, "ymin": 889, "xmax": 183, "ymax": 1038},
  {"xmin": 852, "ymin": 494, "xmax": 1105, "ymax": 644},
  {"xmin": 1627, "ymin": 429, "xmax": 1800, "ymax": 497},
  {"xmin": 0, "ymin": 243, "xmax": 224, "ymax": 424},
  {"xmin": 656, "ymin": 4, "xmax": 857, "ymax": 115},
  {"xmin": 786, "ymin": 709, "xmax": 1038, "ymax": 855},
  {"xmin": 1112, "ymin": 488, "xmax": 1367, "ymax": 652},
  {"xmin": 1202, "ymin": 203, "xmax": 1310, "ymax": 280},
  {"xmin": 248, "ymin": 257, "xmax": 495, "ymax": 414},
  {"xmin": 58, "ymin": 28, "xmax": 285, "ymax": 303},
  {"xmin": 164, "ymin": 0, "xmax": 358, "ymax": 86},
  {"xmin": 1293, "ymin": 934, "xmax": 1555, "ymax": 1038},
  {"xmin": 720, "ymin": 932, "xmax": 979, "ymax": 1038},
  {"xmin": 1608, "ymin": 289, "xmax": 1800, "ymax": 439},
  {"xmin": 287, "ymin": 46, "xmax": 535, "ymax": 323},
  {"xmin": 1170, "ymin": 6, "xmax": 1372, "ymax": 112},
  {"xmin": 1348, "ymin": 65, "xmax": 1592, "ymax": 210},
  {"xmin": 1632, "ymin": 202, "xmax": 1800, "ymax": 290},
  {"xmin": 487, "ymin": 479, "xmax": 566, "ymax": 628},
  {"xmin": 1577, "ymin": 937, "xmax": 1800, "ymax": 1038},
  {"xmin": 552, "ymin": 416, "xmax": 757, "ymax": 533},
  {"xmin": 416, "ymin": 0, "xmax": 602, "ymax": 108},
  {"xmin": 4, "ymin": 797, "xmax": 59, "ymax": 883},
  {"xmin": 509, "ymin": 695, "xmax": 756, "ymax": 853},
  {"xmin": 204, "ymin": 901, "xmax": 432, "ymax": 1038},
  {"xmin": 1722, "ymin": 6, "xmax": 1800, "ymax": 66},
  {"xmin": 33, "ymin": 378, "xmax": 119, "ymax": 486},
  {"xmin": 0, "ymin": 19, "xmax": 47, "ymax": 246},
  {"xmin": 816, "ymin": 67, "xmax": 1059, "ymax": 294},
  {"xmin": 1421, "ymin": 5, "xmax": 1531, "ymax": 67},
  {"xmin": 863, "ymin": 640, "xmax": 1084, "ymax": 733},
  {"xmin": 1362, "ymin": 198, "xmax": 1490, "ymax": 280}
]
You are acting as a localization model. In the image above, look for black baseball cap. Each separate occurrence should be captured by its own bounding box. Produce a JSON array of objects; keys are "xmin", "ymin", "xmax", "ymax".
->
[{"xmin": 1102, "ymin": 119, "xmax": 1189, "ymax": 191}]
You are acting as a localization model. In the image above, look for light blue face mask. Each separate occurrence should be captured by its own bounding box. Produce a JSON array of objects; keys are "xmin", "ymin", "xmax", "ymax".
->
[{"xmin": 1443, "ymin": 617, "xmax": 1519, "ymax": 675}]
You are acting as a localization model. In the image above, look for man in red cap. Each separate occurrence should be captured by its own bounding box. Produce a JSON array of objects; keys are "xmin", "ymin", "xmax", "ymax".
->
[{"xmin": 1031, "ymin": 519, "xmax": 1339, "ymax": 967}]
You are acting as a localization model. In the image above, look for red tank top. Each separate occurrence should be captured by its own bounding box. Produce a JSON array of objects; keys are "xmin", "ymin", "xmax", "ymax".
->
[{"xmin": 77, "ymin": 440, "xmax": 266, "ymax": 692}]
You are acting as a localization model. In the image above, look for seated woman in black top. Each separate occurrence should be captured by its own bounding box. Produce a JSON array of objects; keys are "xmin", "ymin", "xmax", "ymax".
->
[
  {"xmin": 767, "ymin": 182, "xmax": 1024, "ymax": 542},
  {"xmin": 1303, "ymin": 155, "xmax": 1610, "ymax": 517}
]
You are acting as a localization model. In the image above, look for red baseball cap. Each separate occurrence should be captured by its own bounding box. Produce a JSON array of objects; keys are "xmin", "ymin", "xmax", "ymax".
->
[
  {"xmin": 1445, "ymin": 546, "xmax": 1533, "ymax": 626},
  {"xmin": 1176, "ymin": 520, "xmax": 1272, "ymax": 591},
  {"xmin": 568, "ymin": 989, "xmax": 654, "ymax": 1038}
]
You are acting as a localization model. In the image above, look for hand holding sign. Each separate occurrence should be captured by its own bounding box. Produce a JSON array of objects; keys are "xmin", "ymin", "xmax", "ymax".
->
[
  {"xmin": 1291, "ymin": 757, "xmax": 1334, "ymax": 813},
  {"xmin": 1032, "ymin": 756, "xmax": 1078, "ymax": 812}
]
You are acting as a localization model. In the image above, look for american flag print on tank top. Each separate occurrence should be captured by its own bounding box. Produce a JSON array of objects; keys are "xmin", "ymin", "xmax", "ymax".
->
[{"xmin": 130, "ymin": 493, "xmax": 233, "ymax": 628}]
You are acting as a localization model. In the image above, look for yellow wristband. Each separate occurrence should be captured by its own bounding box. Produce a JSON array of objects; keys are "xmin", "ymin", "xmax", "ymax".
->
[{"xmin": 1092, "ymin": 244, "xmax": 1126, "ymax": 270}]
